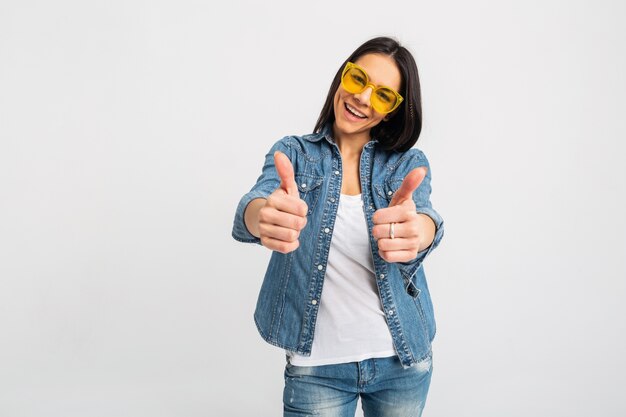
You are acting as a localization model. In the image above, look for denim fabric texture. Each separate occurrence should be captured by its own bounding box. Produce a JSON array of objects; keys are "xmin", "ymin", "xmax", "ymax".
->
[
  {"xmin": 232, "ymin": 124, "xmax": 444, "ymax": 369},
  {"xmin": 283, "ymin": 355, "xmax": 432, "ymax": 417}
]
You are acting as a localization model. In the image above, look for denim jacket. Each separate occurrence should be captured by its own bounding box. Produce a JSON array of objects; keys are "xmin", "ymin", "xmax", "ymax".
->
[{"xmin": 232, "ymin": 124, "xmax": 444, "ymax": 368}]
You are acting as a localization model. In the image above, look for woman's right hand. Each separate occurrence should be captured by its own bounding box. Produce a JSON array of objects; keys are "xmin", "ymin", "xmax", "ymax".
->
[{"xmin": 257, "ymin": 151, "xmax": 308, "ymax": 254}]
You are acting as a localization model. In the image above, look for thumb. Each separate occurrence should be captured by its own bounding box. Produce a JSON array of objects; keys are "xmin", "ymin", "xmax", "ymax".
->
[
  {"xmin": 274, "ymin": 151, "xmax": 298, "ymax": 196},
  {"xmin": 388, "ymin": 167, "xmax": 427, "ymax": 207}
]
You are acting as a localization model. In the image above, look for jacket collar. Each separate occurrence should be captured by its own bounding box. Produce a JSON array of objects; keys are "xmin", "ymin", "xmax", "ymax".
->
[
  {"xmin": 301, "ymin": 123, "xmax": 332, "ymax": 143},
  {"xmin": 304, "ymin": 122, "xmax": 379, "ymax": 146}
]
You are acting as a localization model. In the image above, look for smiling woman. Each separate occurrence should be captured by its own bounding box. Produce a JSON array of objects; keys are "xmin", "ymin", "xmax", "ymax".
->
[{"xmin": 232, "ymin": 36, "xmax": 444, "ymax": 417}]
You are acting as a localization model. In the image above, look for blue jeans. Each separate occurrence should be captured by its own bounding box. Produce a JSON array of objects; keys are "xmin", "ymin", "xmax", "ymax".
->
[{"xmin": 283, "ymin": 355, "xmax": 432, "ymax": 417}]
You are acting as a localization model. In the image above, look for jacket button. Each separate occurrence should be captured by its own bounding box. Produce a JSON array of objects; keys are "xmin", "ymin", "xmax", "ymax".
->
[
  {"xmin": 317, "ymin": 265, "xmax": 323, "ymax": 270},
  {"xmin": 330, "ymin": 198, "xmax": 335, "ymax": 203},
  {"xmin": 387, "ymin": 191, "xmax": 393, "ymax": 196},
  {"xmin": 324, "ymin": 228, "xmax": 330, "ymax": 233},
  {"xmin": 388, "ymin": 310, "xmax": 394, "ymax": 316},
  {"xmin": 379, "ymin": 274, "xmax": 385, "ymax": 279},
  {"xmin": 311, "ymin": 300, "xmax": 317, "ymax": 305},
  {"xmin": 301, "ymin": 183, "xmax": 307, "ymax": 188},
  {"xmin": 334, "ymin": 170, "xmax": 340, "ymax": 175}
]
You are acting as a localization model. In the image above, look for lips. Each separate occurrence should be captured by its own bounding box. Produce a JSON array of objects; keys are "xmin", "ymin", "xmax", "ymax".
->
[{"xmin": 344, "ymin": 102, "xmax": 367, "ymax": 119}]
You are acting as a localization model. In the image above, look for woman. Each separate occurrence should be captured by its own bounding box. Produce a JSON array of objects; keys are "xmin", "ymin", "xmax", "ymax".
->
[{"xmin": 232, "ymin": 36, "xmax": 444, "ymax": 417}]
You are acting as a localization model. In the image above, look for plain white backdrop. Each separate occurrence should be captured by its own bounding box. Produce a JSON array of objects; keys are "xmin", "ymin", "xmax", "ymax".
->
[{"xmin": 1, "ymin": 0, "xmax": 625, "ymax": 416}]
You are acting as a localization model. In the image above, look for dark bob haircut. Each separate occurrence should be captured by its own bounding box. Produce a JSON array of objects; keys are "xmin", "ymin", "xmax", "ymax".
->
[{"xmin": 314, "ymin": 36, "xmax": 422, "ymax": 152}]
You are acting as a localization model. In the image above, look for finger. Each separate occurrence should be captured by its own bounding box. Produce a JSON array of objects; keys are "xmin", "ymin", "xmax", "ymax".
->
[
  {"xmin": 388, "ymin": 167, "xmax": 427, "ymax": 207},
  {"xmin": 377, "ymin": 237, "xmax": 420, "ymax": 252},
  {"xmin": 372, "ymin": 221, "xmax": 419, "ymax": 240},
  {"xmin": 259, "ymin": 207, "xmax": 307, "ymax": 231},
  {"xmin": 372, "ymin": 206, "xmax": 415, "ymax": 225},
  {"xmin": 267, "ymin": 193, "xmax": 308, "ymax": 217},
  {"xmin": 274, "ymin": 151, "xmax": 298, "ymax": 196},
  {"xmin": 260, "ymin": 236, "xmax": 300, "ymax": 254},
  {"xmin": 379, "ymin": 250, "xmax": 417, "ymax": 263},
  {"xmin": 259, "ymin": 223, "xmax": 301, "ymax": 243}
]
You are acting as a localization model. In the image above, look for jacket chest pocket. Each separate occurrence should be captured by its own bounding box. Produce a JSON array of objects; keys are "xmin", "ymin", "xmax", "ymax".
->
[
  {"xmin": 295, "ymin": 173, "xmax": 324, "ymax": 216},
  {"xmin": 374, "ymin": 178, "xmax": 404, "ymax": 207}
]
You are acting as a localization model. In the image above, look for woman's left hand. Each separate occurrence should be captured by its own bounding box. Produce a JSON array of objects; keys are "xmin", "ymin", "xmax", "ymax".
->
[{"xmin": 372, "ymin": 168, "xmax": 435, "ymax": 263}]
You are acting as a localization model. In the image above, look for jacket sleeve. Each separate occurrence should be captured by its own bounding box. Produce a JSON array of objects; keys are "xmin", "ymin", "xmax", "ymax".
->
[
  {"xmin": 396, "ymin": 150, "xmax": 445, "ymax": 281},
  {"xmin": 232, "ymin": 137, "xmax": 294, "ymax": 245}
]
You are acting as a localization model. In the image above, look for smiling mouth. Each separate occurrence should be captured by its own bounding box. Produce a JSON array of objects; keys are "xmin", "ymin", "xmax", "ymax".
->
[{"xmin": 345, "ymin": 103, "xmax": 367, "ymax": 119}]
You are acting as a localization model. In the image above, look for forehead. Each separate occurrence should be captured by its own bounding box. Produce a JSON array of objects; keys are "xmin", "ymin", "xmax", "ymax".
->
[{"xmin": 354, "ymin": 53, "xmax": 401, "ymax": 90}]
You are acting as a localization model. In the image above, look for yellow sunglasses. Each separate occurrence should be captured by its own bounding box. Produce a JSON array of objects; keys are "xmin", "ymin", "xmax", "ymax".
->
[{"xmin": 341, "ymin": 62, "xmax": 404, "ymax": 114}]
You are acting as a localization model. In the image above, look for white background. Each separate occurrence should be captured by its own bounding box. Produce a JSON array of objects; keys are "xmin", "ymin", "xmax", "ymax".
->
[{"xmin": 1, "ymin": 1, "xmax": 625, "ymax": 416}]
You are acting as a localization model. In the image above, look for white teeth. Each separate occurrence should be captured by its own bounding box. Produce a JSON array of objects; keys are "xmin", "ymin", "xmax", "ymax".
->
[{"xmin": 346, "ymin": 103, "xmax": 366, "ymax": 118}]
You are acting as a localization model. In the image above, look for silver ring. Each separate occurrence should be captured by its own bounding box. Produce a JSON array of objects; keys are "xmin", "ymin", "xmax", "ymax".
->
[{"xmin": 389, "ymin": 222, "xmax": 395, "ymax": 239}]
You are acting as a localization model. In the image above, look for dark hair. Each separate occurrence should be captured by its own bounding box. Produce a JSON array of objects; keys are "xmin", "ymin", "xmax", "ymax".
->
[{"xmin": 314, "ymin": 36, "xmax": 422, "ymax": 152}]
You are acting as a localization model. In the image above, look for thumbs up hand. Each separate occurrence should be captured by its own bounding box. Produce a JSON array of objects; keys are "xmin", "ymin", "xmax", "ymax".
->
[
  {"xmin": 257, "ymin": 151, "xmax": 308, "ymax": 254},
  {"xmin": 372, "ymin": 167, "xmax": 434, "ymax": 263}
]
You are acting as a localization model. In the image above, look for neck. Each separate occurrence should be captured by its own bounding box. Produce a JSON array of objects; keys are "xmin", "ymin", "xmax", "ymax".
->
[{"xmin": 332, "ymin": 124, "xmax": 371, "ymax": 158}]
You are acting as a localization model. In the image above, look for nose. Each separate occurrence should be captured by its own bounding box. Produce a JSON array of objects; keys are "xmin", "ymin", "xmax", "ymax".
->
[{"xmin": 353, "ymin": 86, "xmax": 373, "ymax": 107}]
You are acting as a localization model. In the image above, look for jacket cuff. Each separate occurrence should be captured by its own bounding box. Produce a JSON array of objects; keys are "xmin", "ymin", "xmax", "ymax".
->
[
  {"xmin": 396, "ymin": 208, "xmax": 444, "ymax": 282},
  {"xmin": 231, "ymin": 190, "xmax": 270, "ymax": 245}
]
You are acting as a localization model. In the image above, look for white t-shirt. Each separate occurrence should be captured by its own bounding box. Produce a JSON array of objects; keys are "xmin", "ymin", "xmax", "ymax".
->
[{"xmin": 287, "ymin": 193, "xmax": 396, "ymax": 366}]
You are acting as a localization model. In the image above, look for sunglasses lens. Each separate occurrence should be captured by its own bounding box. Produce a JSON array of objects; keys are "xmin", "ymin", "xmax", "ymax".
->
[
  {"xmin": 371, "ymin": 88, "xmax": 398, "ymax": 114},
  {"xmin": 342, "ymin": 67, "xmax": 367, "ymax": 94}
]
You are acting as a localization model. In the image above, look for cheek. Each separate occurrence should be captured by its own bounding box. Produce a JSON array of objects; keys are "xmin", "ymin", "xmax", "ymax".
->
[
  {"xmin": 370, "ymin": 112, "xmax": 385, "ymax": 125},
  {"xmin": 333, "ymin": 90, "xmax": 342, "ymax": 114},
  {"xmin": 334, "ymin": 89, "xmax": 342, "ymax": 104}
]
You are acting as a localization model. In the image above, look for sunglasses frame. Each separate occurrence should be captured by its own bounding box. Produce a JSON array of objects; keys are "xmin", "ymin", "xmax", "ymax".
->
[{"xmin": 341, "ymin": 62, "xmax": 404, "ymax": 115}]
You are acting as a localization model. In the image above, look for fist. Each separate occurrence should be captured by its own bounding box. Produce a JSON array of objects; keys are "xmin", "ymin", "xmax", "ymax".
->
[
  {"xmin": 372, "ymin": 167, "xmax": 427, "ymax": 263},
  {"xmin": 258, "ymin": 151, "xmax": 308, "ymax": 254}
]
